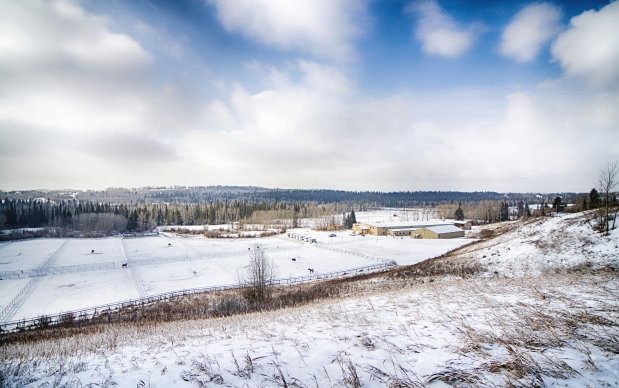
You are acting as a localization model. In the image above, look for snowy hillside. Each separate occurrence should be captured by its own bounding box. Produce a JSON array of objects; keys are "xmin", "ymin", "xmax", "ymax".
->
[{"xmin": 456, "ymin": 212, "xmax": 619, "ymax": 277}]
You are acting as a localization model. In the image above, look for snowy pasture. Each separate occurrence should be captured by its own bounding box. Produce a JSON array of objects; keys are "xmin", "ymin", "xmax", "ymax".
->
[
  {"xmin": 0, "ymin": 231, "xmax": 472, "ymax": 323},
  {"xmin": 0, "ymin": 239, "xmax": 65, "ymax": 272},
  {"xmin": 12, "ymin": 270, "xmax": 139, "ymax": 320}
]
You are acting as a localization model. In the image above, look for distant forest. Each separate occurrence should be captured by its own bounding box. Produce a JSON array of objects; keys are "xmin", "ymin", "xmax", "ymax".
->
[{"xmin": 0, "ymin": 186, "xmax": 584, "ymax": 233}]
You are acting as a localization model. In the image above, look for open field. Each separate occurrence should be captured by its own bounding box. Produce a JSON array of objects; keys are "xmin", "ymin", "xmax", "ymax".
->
[
  {"xmin": 2, "ymin": 212, "xmax": 617, "ymax": 387},
  {"xmin": 0, "ymin": 228, "xmax": 470, "ymax": 323},
  {"xmin": 1, "ymin": 265, "xmax": 618, "ymax": 387}
]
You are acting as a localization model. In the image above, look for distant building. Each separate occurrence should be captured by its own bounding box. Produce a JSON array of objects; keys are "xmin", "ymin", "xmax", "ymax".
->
[
  {"xmin": 411, "ymin": 225, "xmax": 465, "ymax": 239},
  {"xmin": 352, "ymin": 221, "xmax": 465, "ymax": 239}
]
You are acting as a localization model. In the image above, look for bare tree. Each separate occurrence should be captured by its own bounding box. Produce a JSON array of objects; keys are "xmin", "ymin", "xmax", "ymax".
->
[
  {"xmin": 238, "ymin": 245, "xmax": 278, "ymax": 302},
  {"xmin": 598, "ymin": 161, "xmax": 618, "ymax": 234}
]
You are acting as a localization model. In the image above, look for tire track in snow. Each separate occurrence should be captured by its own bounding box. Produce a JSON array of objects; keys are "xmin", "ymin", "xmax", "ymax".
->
[
  {"xmin": 121, "ymin": 238, "xmax": 147, "ymax": 298},
  {"xmin": 0, "ymin": 240, "xmax": 68, "ymax": 323}
]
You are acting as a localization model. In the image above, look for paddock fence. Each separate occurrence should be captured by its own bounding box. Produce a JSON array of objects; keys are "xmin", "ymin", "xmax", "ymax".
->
[{"xmin": 0, "ymin": 260, "xmax": 396, "ymax": 333}]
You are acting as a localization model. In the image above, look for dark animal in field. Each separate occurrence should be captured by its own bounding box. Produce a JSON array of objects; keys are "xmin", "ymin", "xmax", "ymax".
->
[
  {"xmin": 168, "ymin": 243, "xmax": 171, "ymax": 247},
  {"xmin": 291, "ymin": 258, "xmax": 296, "ymax": 261},
  {"xmin": 91, "ymin": 250, "xmax": 94, "ymax": 254},
  {"xmin": 308, "ymin": 268, "xmax": 314, "ymax": 274},
  {"xmin": 122, "ymin": 263, "xmax": 128, "ymax": 268}
]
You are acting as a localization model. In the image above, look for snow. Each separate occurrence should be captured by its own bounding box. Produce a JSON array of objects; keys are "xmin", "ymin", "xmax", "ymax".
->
[
  {"xmin": 2, "ymin": 211, "xmax": 619, "ymax": 386},
  {"xmin": 1, "ymin": 231, "xmax": 472, "ymax": 322},
  {"xmin": 457, "ymin": 212, "xmax": 619, "ymax": 277},
  {"xmin": 3, "ymin": 273, "xmax": 618, "ymax": 387},
  {"xmin": 53, "ymin": 238, "xmax": 125, "ymax": 267},
  {"xmin": 12, "ymin": 269, "xmax": 139, "ymax": 320},
  {"xmin": 425, "ymin": 224, "xmax": 463, "ymax": 234},
  {"xmin": 0, "ymin": 278, "xmax": 30, "ymax": 310},
  {"xmin": 0, "ymin": 239, "xmax": 65, "ymax": 272}
]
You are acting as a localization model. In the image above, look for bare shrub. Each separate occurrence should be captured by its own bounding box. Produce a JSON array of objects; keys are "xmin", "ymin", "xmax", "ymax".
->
[{"xmin": 238, "ymin": 245, "xmax": 279, "ymax": 302}]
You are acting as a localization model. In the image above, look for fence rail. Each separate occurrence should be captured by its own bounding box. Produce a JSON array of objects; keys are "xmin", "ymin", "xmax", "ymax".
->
[
  {"xmin": 0, "ymin": 261, "xmax": 396, "ymax": 333},
  {"xmin": 1, "ymin": 245, "xmax": 301, "ymax": 279}
]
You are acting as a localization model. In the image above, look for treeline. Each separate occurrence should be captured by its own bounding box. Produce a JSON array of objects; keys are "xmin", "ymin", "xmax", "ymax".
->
[
  {"xmin": 0, "ymin": 198, "xmax": 357, "ymax": 234},
  {"xmin": 1, "ymin": 187, "xmax": 583, "ymax": 207}
]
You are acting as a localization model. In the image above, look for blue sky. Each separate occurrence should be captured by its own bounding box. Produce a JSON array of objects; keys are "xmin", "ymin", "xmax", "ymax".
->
[{"xmin": 0, "ymin": 0, "xmax": 618, "ymax": 192}]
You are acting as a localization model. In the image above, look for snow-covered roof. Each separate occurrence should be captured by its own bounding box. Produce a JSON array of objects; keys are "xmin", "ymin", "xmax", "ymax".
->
[
  {"xmin": 387, "ymin": 227, "xmax": 420, "ymax": 232},
  {"xmin": 363, "ymin": 221, "xmax": 454, "ymax": 229},
  {"xmin": 425, "ymin": 225, "xmax": 464, "ymax": 235}
]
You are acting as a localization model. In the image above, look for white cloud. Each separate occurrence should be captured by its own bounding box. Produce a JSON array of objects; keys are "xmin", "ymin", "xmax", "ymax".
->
[
  {"xmin": 406, "ymin": 0, "xmax": 477, "ymax": 58},
  {"xmin": 500, "ymin": 3, "xmax": 561, "ymax": 62},
  {"xmin": 1, "ymin": 0, "xmax": 617, "ymax": 192},
  {"xmin": 551, "ymin": 1, "xmax": 619, "ymax": 86},
  {"xmin": 208, "ymin": 0, "xmax": 369, "ymax": 61},
  {"xmin": 0, "ymin": 0, "xmax": 152, "ymax": 134}
]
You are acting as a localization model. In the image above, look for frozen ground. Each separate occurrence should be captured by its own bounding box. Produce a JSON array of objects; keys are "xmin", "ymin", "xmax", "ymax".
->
[
  {"xmin": 0, "ymin": 239, "xmax": 65, "ymax": 272},
  {"xmin": 0, "ymin": 229, "xmax": 470, "ymax": 322},
  {"xmin": 454, "ymin": 212, "xmax": 619, "ymax": 277},
  {"xmin": 2, "ymin": 272, "xmax": 617, "ymax": 387},
  {"xmin": 2, "ymin": 212, "xmax": 619, "ymax": 387},
  {"xmin": 9, "ymin": 269, "xmax": 139, "ymax": 320},
  {"xmin": 53, "ymin": 238, "xmax": 125, "ymax": 267}
]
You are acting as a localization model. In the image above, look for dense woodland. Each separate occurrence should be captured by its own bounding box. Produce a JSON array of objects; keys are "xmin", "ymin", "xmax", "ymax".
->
[{"xmin": 0, "ymin": 187, "xmax": 593, "ymax": 237}]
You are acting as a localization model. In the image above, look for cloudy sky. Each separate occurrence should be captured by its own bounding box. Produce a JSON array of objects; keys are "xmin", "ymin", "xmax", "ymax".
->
[{"xmin": 1, "ymin": 0, "xmax": 618, "ymax": 192}]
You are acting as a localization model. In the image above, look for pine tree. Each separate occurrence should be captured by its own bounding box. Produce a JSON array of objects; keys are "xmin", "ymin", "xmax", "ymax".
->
[
  {"xmin": 500, "ymin": 202, "xmax": 509, "ymax": 221},
  {"xmin": 516, "ymin": 201, "xmax": 524, "ymax": 218},
  {"xmin": 524, "ymin": 203, "xmax": 531, "ymax": 218},
  {"xmin": 350, "ymin": 209, "xmax": 356, "ymax": 225},
  {"xmin": 589, "ymin": 188, "xmax": 600, "ymax": 209},
  {"xmin": 580, "ymin": 198, "xmax": 588, "ymax": 211},
  {"xmin": 454, "ymin": 203, "xmax": 464, "ymax": 221}
]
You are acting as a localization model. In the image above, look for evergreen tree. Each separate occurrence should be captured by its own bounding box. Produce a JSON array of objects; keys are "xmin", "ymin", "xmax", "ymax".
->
[
  {"xmin": 552, "ymin": 196, "xmax": 562, "ymax": 211},
  {"xmin": 589, "ymin": 188, "xmax": 600, "ymax": 209},
  {"xmin": 292, "ymin": 212, "xmax": 298, "ymax": 228},
  {"xmin": 524, "ymin": 203, "xmax": 531, "ymax": 218},
  {"xmin": 516, "ymin": 201, "xmax": 524, "ymax": 218},
  {"xmin": 580, "ymin": 198, "xmax": 588, "ymax": 211},
  {"xmin": 127, "ymin": 210, "xmax": 138, "ymax": 231},
  {"xmin": 500, "ymin": 202, "xmax": 509, "ymax": 221},
  {"xmin": 454, "ymin": 203, "xmax": 464, "ymax": 221},
  {"xmin": 350, "ymin": 209, "xmax": 356, "ymax": 225}
]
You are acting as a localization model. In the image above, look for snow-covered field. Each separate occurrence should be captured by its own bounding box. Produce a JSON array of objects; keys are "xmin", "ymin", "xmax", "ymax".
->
[
  {"xmin": 1, "ymin": 211, "xmax": 619, "ymax": 387},
  {"xmin": 0, "ymin": 239, "xmax": 65, "ymax": 272},
  {"xmin": 0, "ymin": 226, "xmax": 471, "ymax": 322}
]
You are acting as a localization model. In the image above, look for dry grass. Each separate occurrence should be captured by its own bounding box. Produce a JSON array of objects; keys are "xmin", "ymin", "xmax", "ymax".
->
[
  {"xmin": 2, "ymin": 218, "xmax": 618, "ymax": 386},
  {"xmin": 1, "ymin": 270, "xmax": 618, "ymax": 387}
]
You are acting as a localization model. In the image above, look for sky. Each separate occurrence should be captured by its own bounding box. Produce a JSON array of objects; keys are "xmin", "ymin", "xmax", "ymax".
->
[{"xmin": 0, "ymin": 0, "xmax": 618, "ymax": 193}]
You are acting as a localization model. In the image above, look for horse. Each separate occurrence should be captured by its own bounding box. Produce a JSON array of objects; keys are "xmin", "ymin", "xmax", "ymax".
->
[
  {"xmin": 308, "ymin": 268, "xmax": 314, "ymax": 274},
  {"xmin": 122, "ymin": 263, "xmax": 128, "ymax": 268}
]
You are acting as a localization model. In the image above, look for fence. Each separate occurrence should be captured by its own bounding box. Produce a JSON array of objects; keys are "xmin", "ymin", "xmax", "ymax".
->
[
  {"xmin": 0, "ymin": 260, "xmax": 395, "ymax": 333},
  {"xmin": 0, "ymin": 246, "xmax": 301, "ymax": 279},
  {"xmin": 280, "ymin": 234, "xmax": 391, "ymax": 264}
]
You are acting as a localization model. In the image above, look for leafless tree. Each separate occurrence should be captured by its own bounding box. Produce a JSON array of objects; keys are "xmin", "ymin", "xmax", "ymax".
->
[
  {"xmin": 73, "ymin": 213, "xmax": 127, "ymax": 235},
  {"xmin": 597, "ymin": 161, "xmax": 618, "ymax": 234},
  {"xmin": 238, "ymin": 245, "xmax": 278, "ymax": 302}
]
